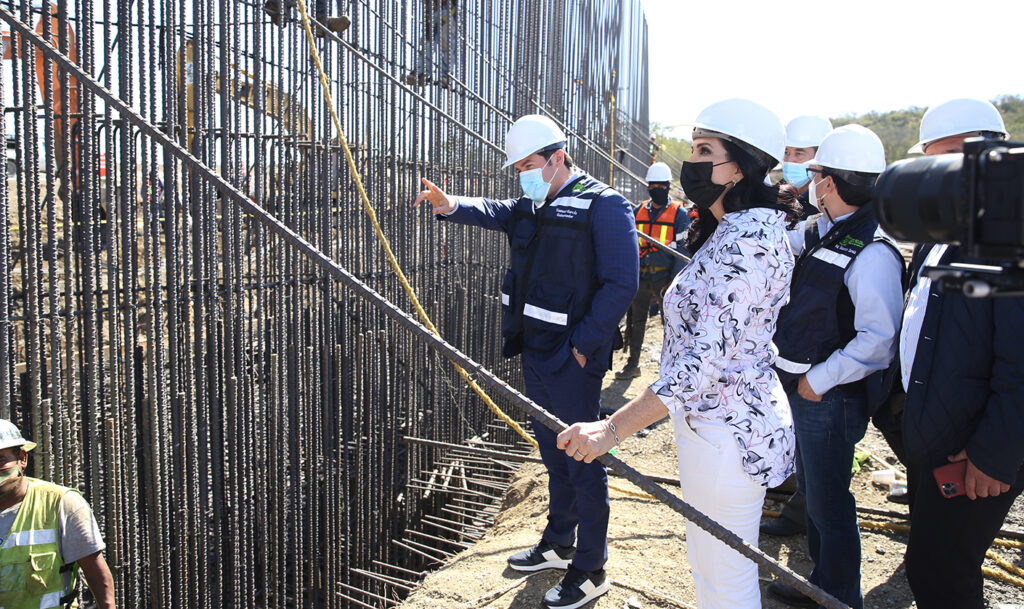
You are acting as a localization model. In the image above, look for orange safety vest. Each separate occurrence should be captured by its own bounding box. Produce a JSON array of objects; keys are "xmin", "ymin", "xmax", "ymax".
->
[{"xmin": 635, "ymin": 200, "xmax": 681, "ymax": 258}]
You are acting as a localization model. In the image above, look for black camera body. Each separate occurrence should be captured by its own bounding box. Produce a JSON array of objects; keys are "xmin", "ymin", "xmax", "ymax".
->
[{"xmin": 875, "ymin": 137, "xmax": 1024, "ymax": 297}]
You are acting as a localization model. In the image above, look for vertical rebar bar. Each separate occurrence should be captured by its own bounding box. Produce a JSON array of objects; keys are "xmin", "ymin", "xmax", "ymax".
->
[{"xmin": 1, "ymin": 1, "xmax": 650, "ymax": 606}]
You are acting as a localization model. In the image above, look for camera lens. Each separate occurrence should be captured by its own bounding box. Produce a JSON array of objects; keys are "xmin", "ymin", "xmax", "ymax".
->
[{"xmin": 874, "ymin": 154, "xmax": 969, "ymax": 244}]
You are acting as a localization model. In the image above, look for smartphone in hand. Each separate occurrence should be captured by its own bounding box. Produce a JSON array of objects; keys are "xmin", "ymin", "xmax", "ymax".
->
[{"xmin": 933, "ymin": 460, "xmax": 968, "ymax": 498}]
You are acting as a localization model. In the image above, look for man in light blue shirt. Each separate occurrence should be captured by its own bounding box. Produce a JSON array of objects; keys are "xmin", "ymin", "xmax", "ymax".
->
[{"xmin": 767, "ymin": 125, "xmax": 905, "ymax": 609}]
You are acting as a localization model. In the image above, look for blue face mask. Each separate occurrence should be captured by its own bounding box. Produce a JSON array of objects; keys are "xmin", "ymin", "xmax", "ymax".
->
[
  {"xmin": 519, "ymin": 157, "xmax": 554, "ymax": 202},
  {"xmin": 782, "ymin": 162, "xmax": 811, "ymax": 188}
]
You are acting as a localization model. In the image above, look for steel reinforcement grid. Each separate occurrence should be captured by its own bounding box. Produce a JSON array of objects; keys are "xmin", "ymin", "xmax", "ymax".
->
[{"xmin": 1, "ymin": 0, "xmax": 649, "ymax": 607}]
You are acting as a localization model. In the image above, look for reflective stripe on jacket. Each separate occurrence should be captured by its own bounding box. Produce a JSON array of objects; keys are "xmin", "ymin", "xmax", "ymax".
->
[
  {"xmin": 635, "ymin": 200, "xmax": 681, "ymax": 259},
  {"xmin": 773, "ymin": 204, "xmax": 902, "ymax": 396}
]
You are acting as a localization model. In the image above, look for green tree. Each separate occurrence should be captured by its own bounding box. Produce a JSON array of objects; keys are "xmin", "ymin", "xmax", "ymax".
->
[
  {"xmin": 649, "ymin": 121, "xmax": 691, "ymax": 184},
  {"xmin": 831, "ymin": 95, "xmax": 1024, "ymax": 162}
]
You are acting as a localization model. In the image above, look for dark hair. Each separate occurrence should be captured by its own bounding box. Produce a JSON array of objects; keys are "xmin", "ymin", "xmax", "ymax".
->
[
  {"xmin": 822, "ymin": 170, "xmax": 875, "ymax": 207},
  {"xmin": 683, "ymin": 140, "xmax": 800, "ymax": 253},
  {"xmin": 539, "ymin": 147, "xmax": 575, "ymax": 169}
]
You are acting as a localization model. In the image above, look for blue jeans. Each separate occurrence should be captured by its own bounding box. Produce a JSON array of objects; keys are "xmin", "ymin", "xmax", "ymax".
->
[
  {"xmin": 790, "ymin": 386, "xmax": 868, "ymax": 609},
  {"xmin": 522, "ymin": 344, "xmax": 609, "ymax": 572}
]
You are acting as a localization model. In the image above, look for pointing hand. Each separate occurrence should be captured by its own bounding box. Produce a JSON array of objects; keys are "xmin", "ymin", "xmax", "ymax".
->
[{"xmin": 414, "ymin": 178, "xmax": 457, "ymax": 215}]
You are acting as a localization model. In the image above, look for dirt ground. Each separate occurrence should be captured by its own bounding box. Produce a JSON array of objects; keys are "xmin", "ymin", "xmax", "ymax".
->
[{"xmin": 399, "ymin": 317, "xmax": 1024, "ymax": 609}]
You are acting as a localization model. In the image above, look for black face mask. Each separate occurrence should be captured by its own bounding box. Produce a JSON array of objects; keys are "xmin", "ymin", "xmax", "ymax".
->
[
  {"xmin": 680, "ymin": 161, "xmax": 729, "ymax": 209},
  {"xmin": 647, "ymin": 187, "xmax": 669, "ymax": 207}
]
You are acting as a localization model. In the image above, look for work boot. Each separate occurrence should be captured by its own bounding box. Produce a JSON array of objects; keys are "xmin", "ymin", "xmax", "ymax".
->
[
  {"xmin": 264, "ymin": 0, "xmax": 291, "ymax": 25},
  {"xmin": 507, "ymin": 539, "xmax": 574, "ymax": 572},
  {"xmin": 760, "ymin": 515, "xmax": 805, "ymax": 537},
  {"xmin": 404, "ymin": 72, "xmax": 427, "ymax": 87},
  {"xmin": 766, "ymin": 581, "xmax": 817, "ymax": 608},
  {"xmin": 544, "ymin": 566, "xmax": 610, "ymax": 609},
  {"xmin": 315, "ymin": 14, "xmax": 350, "ymax": 36},
  {"xmin": 887, "ymin": 484, "xmax": 909, "ymax": 504},
  {"xmin": 328, "ymin": 15, "xmax": 350, "ymax": 32},
  {"xmin": 614, "ymin": 363, "xmax": 640, "ymax": 380}
]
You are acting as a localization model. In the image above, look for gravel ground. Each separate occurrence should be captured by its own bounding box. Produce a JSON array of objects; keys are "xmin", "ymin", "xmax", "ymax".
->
[{"xmin": 399, "ymin": 317, "xmax": 1024, "ymax": 608}]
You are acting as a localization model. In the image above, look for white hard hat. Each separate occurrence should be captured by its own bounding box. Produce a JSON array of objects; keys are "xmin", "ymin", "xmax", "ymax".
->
[
  {"xmin": 909, "ymin": 98, "xmax": 1007, "ymax": 154},
  {"xmin": 689, "ymin": 98, "xmax": 786, "ymax": 166},
  {"xmin": 786, "ymin": 115, "xmax": 833, "ymax": 148},
  {"xmin": 502, "ymin": 114, "xmax": 567, "ymax": 169},
  {"xmin": 811, "ymin": 124, "xmax": 886, "ymax": 176},
  {"xmin": 0, "ymin": 419, "xmax": 35, "ymax": 452},
  {"xmin": 645, "ymin": 162, "xmax": 672, "ymax": 183}
]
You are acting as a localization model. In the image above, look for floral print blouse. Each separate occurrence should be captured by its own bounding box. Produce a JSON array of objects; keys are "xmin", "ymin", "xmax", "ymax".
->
[{"xmin": 650, "ymin": 207, "xmax": 796, "ymax": 487}]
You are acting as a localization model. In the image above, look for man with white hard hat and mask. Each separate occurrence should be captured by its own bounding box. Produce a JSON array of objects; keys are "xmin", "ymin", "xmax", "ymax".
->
[
  {"xmin": 615, "ymin": 161, "xmax": 690, "ymax": 381},
  {"xmin": 415, "ymin": 114, "xmax": 638, "ymax": 609},
  {"xmin": 894, "ymin": 98, "xmax": 1023, "ymax": 609},
  {"xmin": 781, "ymin": 115, "xmax": 833, "ymax": 220},
  {"xmin": 767, "ymin": 125, "xmax": 905, "ymax": 609},
  {"xmin": 759, "ymin": 115, "xmax": 835, "ymax": 540},
  {"xmin": 0, "ymin": 419, "xmax": 115, "ymax": 608}
]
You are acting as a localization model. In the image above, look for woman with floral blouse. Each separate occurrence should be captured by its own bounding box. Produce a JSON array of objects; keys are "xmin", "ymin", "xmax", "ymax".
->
[{"xmin": 558, "ymin": 99, "xmax": 798, "ymax": 608}]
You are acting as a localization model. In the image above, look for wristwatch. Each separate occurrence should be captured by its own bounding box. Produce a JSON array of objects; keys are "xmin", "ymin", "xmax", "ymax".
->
[{"xmin": 571, "ymin": 345, "xmax": 585, "ymax": 359}]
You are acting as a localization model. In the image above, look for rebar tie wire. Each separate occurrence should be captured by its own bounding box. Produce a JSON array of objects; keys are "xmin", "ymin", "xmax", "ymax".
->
[{"xmin": 0, "ymin": 7, "xmax": 848, "ymax": 608}]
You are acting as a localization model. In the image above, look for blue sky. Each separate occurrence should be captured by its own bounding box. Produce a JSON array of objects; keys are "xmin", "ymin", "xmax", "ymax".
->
[{"xmin": 643, "ymin": 0, "xmax": 1024, "ymax": 137}]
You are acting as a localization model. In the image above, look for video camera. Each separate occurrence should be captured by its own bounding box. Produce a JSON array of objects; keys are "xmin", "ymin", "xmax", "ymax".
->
[{"xmin": 874, "ymin": 137, "xmax": 1024, "ymax": 297}]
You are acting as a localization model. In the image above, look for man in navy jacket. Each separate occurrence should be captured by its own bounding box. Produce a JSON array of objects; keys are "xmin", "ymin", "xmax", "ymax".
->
[
  {"xmin": 415, "ymin": 114, "xmax": 638, "ymax": 609},
  {"xmin": 897, "ymin": 98, "xmax": 1024, "ymax": 609},
  {"xmin": 899, "ymin": 244, "xmax": 1024, "ymax": 609}
]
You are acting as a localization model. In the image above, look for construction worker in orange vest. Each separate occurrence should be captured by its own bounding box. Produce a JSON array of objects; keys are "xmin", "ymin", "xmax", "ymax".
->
[{"xmin": 615, "ymin": 162, "xmax": 690, "ymax": 380}]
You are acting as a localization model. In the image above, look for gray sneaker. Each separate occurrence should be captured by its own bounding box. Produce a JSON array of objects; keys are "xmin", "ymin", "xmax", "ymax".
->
[
  {"xmin": 544, "ymin": 566, "xmax": 610, "ymax": 609},
  {"xmin": 507, "ymin": 540, "xmax": 574, "ymax": 572}
]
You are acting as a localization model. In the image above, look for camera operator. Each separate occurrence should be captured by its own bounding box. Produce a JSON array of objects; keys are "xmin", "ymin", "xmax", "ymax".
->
[{"xmin": 897, "ymin": 98, "xmax": 1024, "ymax": 609}]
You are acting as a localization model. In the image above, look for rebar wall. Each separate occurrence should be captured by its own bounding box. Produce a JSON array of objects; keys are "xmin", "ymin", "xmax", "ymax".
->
[{"xmin": 1, "ymin": 0, "xmax": 649, "ymax": 607}]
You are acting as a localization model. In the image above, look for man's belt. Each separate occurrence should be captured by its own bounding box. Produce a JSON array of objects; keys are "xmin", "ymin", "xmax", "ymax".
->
[{"xmin": 640, "ymin": 265, "xmax": 670, "ymax": 274}]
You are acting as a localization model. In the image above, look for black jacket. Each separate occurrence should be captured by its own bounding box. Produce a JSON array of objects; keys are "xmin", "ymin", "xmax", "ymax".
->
[{"xmin": 901, "ymin": 245, "xmax": 1024, "ymax": 486}]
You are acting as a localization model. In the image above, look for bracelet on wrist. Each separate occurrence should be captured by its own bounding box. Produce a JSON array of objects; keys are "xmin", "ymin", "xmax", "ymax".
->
[{"xmin": 607, "ymin": 420, "xmax": 621, "ymax": 445}]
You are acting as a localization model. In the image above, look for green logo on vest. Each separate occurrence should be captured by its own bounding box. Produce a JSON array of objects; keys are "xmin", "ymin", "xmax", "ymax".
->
[
  {"xmin": 839, "ymin": 235, "xmax": 865, "ymax": 248},
  {"xmin": 572, "ymin": 182, "xmax": 587, "ymax": 193}
]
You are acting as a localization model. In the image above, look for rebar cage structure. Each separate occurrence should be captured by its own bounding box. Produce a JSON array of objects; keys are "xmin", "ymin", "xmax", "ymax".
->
[{"xmin": 1, "ymin": 0, "xmax": 650, "ymax": 606}]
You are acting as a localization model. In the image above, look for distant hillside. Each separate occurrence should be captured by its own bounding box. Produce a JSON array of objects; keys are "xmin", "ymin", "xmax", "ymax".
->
[
  {"xmin": 833, "ymin": 95, "xmax": 1024, "ymax": 162},
  {"xmin": 652, "ymin": 95, "xmax": 1024, "ymax": 180}
]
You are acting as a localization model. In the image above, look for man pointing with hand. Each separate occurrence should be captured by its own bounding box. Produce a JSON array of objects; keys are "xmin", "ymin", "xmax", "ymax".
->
[{"xmin": 416, "ymin": 114, "xmax": 638, "ymax": 609}]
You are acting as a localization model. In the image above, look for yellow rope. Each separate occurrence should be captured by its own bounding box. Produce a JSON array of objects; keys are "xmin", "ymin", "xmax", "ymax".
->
[
  {"xmin": 993, "ymin": 537, "xmax": 1024, "ymax": 549},
  {"xmin": 858, "ymin": 519, "xmax": 909, "ymax": 534},
  {"xmin": 987, "ymin": 549, "xmax": 1024, "ymax": 580},
  {"xmin": 294, "ymin": 0, "xmax": 536, "ymax": 450},
  {"xmin": 294, "ymin": 3, "xmax": 654, "ymax": 501},
  {"xmin": 608, "ymin": 481, "xmax": 656, "ymax": 500},
  {"xmin": 765, "ymin": 512, "xmax": 1024, "ymax": 589},
  {"xmin": 858, "ymin": 519, "xmax": 1024, "ymax": 588},
  {"xmin": 982, "ymin": 567, "xmax": 1024, "ymax": 588}
]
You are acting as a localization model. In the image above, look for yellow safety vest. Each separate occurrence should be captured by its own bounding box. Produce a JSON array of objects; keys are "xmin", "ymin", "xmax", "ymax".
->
[{"xmin": 0, "ymin": 477, "xmax": 78, "ymax": 609}]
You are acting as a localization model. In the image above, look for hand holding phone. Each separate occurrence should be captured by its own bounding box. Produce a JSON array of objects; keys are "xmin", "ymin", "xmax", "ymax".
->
[
  {"xmin": 936, "ymin": 450, "xmax": 1012, "ymax": 500},
  {"xmin": 933, "ymin": 460, "xmax": 968, "ymax": 498}
]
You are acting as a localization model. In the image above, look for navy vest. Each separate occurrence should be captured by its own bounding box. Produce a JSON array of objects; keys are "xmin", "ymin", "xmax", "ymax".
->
[
  {"xmin": 499, "ymin": 175, "xmax": 608, "ymax": 357},
  {"xmin": 773, "ymin": 204, "xmax": 903, "ymax": 394}
]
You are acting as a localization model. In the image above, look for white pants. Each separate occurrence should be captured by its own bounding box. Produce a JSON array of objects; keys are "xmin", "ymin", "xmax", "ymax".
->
[{"xmin": 672, "ymin": 413, "xmax": 766, "ymax": 609}]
